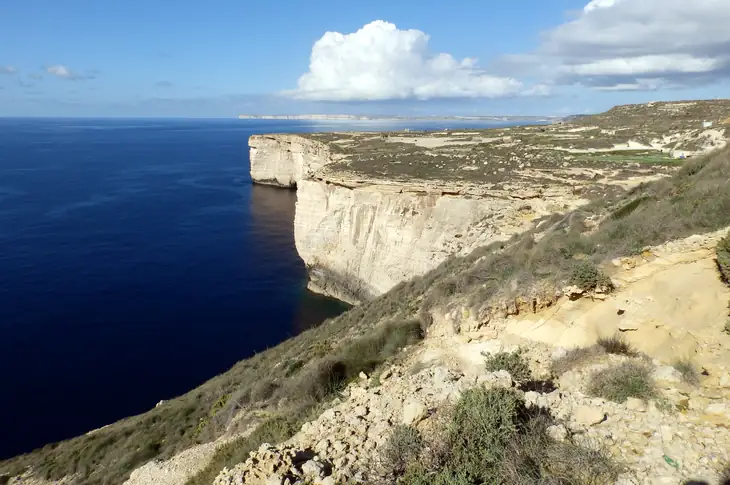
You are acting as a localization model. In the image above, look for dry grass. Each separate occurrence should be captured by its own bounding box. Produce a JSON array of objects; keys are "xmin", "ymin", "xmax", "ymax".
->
[
  {"xmin": 672, "ymin": 358, "xmax": 701, "ymax": 386},
  {"xmin": 597, "ymin": 334, "xmax": 637, "ymax": 356},
  {"xmin": 550, "ymin": 346, "xmax": 606, "ymax": 376},
  {"xmin": 587, "ymin": 362, "xmax": 657, "ymax": 403}
]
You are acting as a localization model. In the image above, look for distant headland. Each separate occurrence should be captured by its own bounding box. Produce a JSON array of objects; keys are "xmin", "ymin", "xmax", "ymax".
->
[{"xmin": 237, "ymin": 114, "xmax": 558, "ymax": 122}]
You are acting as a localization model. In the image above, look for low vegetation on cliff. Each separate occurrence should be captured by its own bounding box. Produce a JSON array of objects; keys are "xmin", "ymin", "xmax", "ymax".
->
[
  {"xmin": 2, "ymin": 137, "xmax": 730, "ymax": 484},
  {"xmin": 378, "ymin": 386, "xmax": 621, "ymax": 485}
]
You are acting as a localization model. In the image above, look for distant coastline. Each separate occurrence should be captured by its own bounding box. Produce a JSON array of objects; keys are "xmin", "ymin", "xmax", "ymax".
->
[{"xmin": 237, "ymin": 114, "xmax": 559, "ymax": 122}]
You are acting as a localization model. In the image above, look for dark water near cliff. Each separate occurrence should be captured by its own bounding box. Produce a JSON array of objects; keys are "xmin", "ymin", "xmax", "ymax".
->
[{"xmin": 0, "ymin": 117, "xmax": 525, "ymax": 459}]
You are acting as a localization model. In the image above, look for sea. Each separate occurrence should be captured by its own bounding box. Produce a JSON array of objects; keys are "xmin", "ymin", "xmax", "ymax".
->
[{"xmin": 0, "ymin": 117, "xmax": 526, "ymax": 460}]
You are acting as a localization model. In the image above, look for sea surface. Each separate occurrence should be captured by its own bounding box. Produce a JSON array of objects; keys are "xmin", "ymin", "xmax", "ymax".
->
[{"xmin": 0, "ymin": 117, "xmax": 525, "ymax": 460}]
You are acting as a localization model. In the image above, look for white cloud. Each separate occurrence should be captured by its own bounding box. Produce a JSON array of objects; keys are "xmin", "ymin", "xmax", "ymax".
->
[
  {"xmin": 0, "ymin": 66, "xmax": 17, "ymax": 75},
  {"xmin": 287, "ymin": 20, "xmax": 524, "ymax": 101},
  {"xmin": 515, "ymin": 0, "xmax": 730, "ymax": 90},
  {"xmin": 46, "ymin": 64, "xmax": 95, "ymax": 80}
]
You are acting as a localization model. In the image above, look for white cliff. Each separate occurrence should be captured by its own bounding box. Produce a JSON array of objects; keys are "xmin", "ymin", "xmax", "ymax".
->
[
  {"xmin": 249, "ymin": 134, "xmax": 336, "ymax": 187},
  {"xmin": 294, "ymin": 180, "xmax": 569, "ymax": 303}
]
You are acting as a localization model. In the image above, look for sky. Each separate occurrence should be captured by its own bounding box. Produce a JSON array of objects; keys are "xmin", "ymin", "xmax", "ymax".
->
[{"xmin": 1, "ymin": 0, "xmax": 729, "ymax": 117}]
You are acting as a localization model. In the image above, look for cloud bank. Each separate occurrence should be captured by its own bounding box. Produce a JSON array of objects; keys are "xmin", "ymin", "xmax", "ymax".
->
[
  {"xmin": 518, "ymin": 0, "xmax": 730, "ymax": 90},
  {"xmin": 0, "ymin": 66, "xmax": 17, "ymax": 75},
  {"xmin": 288, "ymin": 20, "xmax": 524, "ymax": 101}
]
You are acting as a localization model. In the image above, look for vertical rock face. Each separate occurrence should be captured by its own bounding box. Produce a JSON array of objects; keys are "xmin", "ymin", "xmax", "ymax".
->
[
  {"xmin": 247, "ymin": 134, "xmax": 580, "ymax": 304},
  {"xmin": 294, "ymin": 180, "xmax": 564, "ymax": 304},
  {"xmin": 249, "ymin": 135, "xmax": 334, "ymax": 187}
]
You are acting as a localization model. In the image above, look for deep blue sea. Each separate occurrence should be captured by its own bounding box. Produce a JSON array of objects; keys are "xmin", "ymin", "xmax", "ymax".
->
[{"xmin": 0, "ymin": 117, "xmax": 524, "ymax": 459}]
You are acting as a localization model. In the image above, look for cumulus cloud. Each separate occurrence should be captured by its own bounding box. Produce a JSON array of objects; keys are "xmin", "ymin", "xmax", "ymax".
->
[
  {"xmin": 46, "ymin": 64, "xmax": 95, "ymax": 81},
  {"xmin": 513, "ymin": 0, "xmax": 730, "ymax": 90},
  {"xmin": 287, "ymin": 20, "xmax": 524, "ymax": 101},
  {"xmin": 155, "ymin": 80, "xmax": 173, "ymax": 88},
  {"xmin": 1, "ymin": 66, "xmax": 17, "ymax": 75}
]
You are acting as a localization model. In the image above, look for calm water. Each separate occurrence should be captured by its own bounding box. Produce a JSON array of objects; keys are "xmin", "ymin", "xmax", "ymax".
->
[{"xmin": 0, "ymin": 117, "xmax": 524, "ymax": 459}]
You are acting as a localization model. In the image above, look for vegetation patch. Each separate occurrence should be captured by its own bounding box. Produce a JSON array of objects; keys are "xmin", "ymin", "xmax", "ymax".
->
[
  {"xmin": 597, "ymin": 334, "xmax": 637, "ymax": 356},
  {"xmin": 186, "ymin": 320, "xmax": 424, "ymax": 485},
  {"xmin": 484, "ymin": 350, "xmax": 532, "ymax": 383},
  {"xmin": 379, "ymin": 387, "xmax": 621, "ymax": 485},
  {"xmin": 672, "ymin": 359, "xmax": 700, "ymax": 386},
  {"xmin": 550, "ymin": 345, "xmax": 606, "ymax": 377},
  {"xmin": 587, "ymin": 362, "xmax": 656, "ymax": 403},
  {"xmin": 569, "ymin": 261, "xmax": 614, "ymax": 292},
  {"xmin": 379, "ymin": 425, "xmax": 424, "ymax": 477}
]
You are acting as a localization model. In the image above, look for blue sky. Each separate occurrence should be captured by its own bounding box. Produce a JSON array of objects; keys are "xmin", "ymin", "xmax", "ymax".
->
[{"xmin": 1, "ymin": 0, "xmax": 729, "ymax": 117}]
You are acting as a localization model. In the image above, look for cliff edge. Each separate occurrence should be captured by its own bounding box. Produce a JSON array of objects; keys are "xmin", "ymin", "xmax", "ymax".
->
[{"xmin": 250, "ymin": 99, "xmax": 730, "ymax": 303}]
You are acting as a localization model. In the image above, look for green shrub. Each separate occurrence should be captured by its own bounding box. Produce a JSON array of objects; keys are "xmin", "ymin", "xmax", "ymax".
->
[
  {"xmin": 569, "ymin": 261, "xmax": 614, "ymax": 292},
  {"xmin": 484, "ymin": 350, "xmax": 531, "ymax": 382},
  {"xmin": 448, "ymin": 387, "xmax": 521, "ymax": 483},
  {"xmin": 380, "ymin": 425, "xmax": 424, "ymax": 477},
  {"xmin": 597, "ymin": 334, "xmax": 636, "ymax": 356},
  {"xmin": 401, "ymin": 465, "xmax": 472, "ymax": 485},
  {"xmin": 672, "ymin": 358, "xmax": 700, "ymax": 386},
  {"xmin": 718, "ymin": 233, "xmax": 730, "ymax": 283},
  {"xmin": 587, "ymin": 362, "xmax": 656, "ymax": 403},
  {"xmin": 550, "ymin": 345, "xmax": 605, "ymax": 376},
  {"xmin": 391, "ymin": 388, "xmax": 619, "ymax": 485},
  {"xmin": 288, "ymin": 320, "xmax": 423, "ymax": 405}
]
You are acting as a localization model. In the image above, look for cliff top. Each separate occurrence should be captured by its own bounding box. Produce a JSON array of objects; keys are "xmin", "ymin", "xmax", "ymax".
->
[{"xmin": 291, "ymin": 99, "xmax": 730, "ymax": 197}]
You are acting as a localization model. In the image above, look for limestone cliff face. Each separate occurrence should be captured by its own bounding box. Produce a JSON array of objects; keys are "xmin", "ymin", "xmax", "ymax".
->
[
  {"xmin": 294, "ymin": 180, "xmax": 566, "ymax": 303},
  {"xmin": 248, "ymin": 127, "xmax": 670, "ymax": 304},
  {"xmin": 249, "ymin": 135, "xmax": 335, "ymax": 187}
]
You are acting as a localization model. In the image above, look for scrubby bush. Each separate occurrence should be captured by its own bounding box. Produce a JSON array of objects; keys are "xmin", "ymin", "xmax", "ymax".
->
[
  {"xmin": 717, "ymin": 233, "xmax": 730, "ymax": 283},
  {"xmin": 672, "ymin": 358, "xmax": 700, "ymax": 386},
  {"xmin": 597, "ymin": 334, "xmax": 636, "ymax": 356},
  {"xmin": 569, "ymin": 261, "xmax": 614, "ymax": 292},
  {"xmin": 382, "ymin": 387, "xmax": 620, "ymax": 485},
  {"xmin": 484, "ymin": 350, "xmax": 531, "ymax": 382},
  {"xmin": 380, "ymin": 425, "xmax": 424, "ymax": 477},
  {"xmin": 448, "ymin": 388, "xmax": 521, "ymax": 481},
  {"xmin": 587, "ymin": 362, "xmax": 656, "ymax": 403},
  {"xmin": 500, "ymin": 415, "xmax": 622, "ymax": 485}
]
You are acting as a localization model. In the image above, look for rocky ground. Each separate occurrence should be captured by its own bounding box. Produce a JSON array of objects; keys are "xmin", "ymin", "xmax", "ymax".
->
[{"xmin": 199, "ymin": 230, "xmax": 730, "ymax": 485}]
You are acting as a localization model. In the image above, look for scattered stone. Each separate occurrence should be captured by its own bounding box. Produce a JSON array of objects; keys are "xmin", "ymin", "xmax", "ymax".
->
[
  {"xmin": 547, "ymin": 424, "xmax": 568, "ymax": 442},
  {"xmin": 402, "ymin": 398, "xmax": 428, "ymax": 425},
  {"xmin": 572, "ymin": 406, "xmax": 606, "ymax": 427}
]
